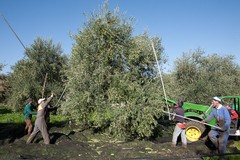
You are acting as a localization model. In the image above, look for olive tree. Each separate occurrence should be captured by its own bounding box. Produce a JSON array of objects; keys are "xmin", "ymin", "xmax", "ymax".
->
[
  {"xmin": 173, "ymin": 48, "xmax": 240, "ymax": 104},
  {"xmin": 7, "ymin": 38, "xmax": 68, "ymax": 111},
  {"xmin": 0, "ymin": 64, "xmax": 7, "ymax": 103},
  {"xmin": 62, "ymin": 2, "xmax": 165, "ymax": 139}
]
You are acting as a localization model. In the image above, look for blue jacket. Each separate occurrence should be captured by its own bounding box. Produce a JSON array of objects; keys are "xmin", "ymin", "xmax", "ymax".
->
[{"xmin": 205, "ymin": 105, "xmax": 231, "ymax": 131}]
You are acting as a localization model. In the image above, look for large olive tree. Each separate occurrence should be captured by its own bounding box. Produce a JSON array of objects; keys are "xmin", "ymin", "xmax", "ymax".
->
[{"xmin": 62, "ymin": 2, "xmax": 165, "ymax": 139}]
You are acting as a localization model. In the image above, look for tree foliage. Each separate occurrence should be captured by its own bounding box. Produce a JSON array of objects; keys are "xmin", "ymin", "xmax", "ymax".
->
[
  {"xmin": 0, "ymin": 64, "xmax": 7, "ymax": 103},
  {"xmin": 0, "ymin": 64, "xmax": 3, "ymax": 71},
  {"xmin": 172, "ymin": 48, "xmax": 240, "ymax": 104},
  {"xmin": 62, "ymin": 2, "xmax": 165, "ymax": 139},
  {"xmin": 7, "ymin": 38, "xmax": 68, "ymax": 111}
]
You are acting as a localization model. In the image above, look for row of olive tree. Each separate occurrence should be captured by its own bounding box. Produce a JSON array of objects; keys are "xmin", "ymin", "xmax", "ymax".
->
[
  {"xmin": 4, "ymin": 2, "xmax": 166, "ymax": 139},
  {"xmin": 4, "ymin": 1, "xmax": 240, "ymax": 140},
  {"xmin": 163, "ymin": 48, "xmax": 240, "ymax": 105}
]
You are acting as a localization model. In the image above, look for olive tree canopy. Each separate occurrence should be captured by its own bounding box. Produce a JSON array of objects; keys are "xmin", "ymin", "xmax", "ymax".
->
[
  {"xmin": 7, "ymin": 37, "xmax": 68, "ymax": 111},
  {"xmin": 62, "ymin": 2, "xmax": 166, "ymax": 139}
]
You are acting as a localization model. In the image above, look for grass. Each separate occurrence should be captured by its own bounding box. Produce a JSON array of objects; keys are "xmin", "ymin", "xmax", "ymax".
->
[
  {"xmin": 0, "ymin": 107, "xmax": 67, "ymax": 124},
  {"xmin": 0, "ymin": 112, "xmax": 24, "ymax": 123},
  {"xmin": 50, "ymin": 114, "xmax": 67, "ymax": 123}
]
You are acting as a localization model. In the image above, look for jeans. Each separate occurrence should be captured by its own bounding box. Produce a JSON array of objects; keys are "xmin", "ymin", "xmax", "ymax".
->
[
  {"xmin": 172, "ymin": 124, "xmax": 187, "ymax": 145},
  {"xmin": 208, "ymin": 129, "xmax": 229, "ymax": 154}
]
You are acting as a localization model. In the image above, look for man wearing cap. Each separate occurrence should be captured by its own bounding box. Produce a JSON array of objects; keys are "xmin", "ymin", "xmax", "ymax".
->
[
  {"xmin": 23, "ymin": 98, "xmax": 37, "ymax": 135},
  {"xmin": 202, "ymin": 96, "xmax": 231, "ymax": 155},
  {"xmin": 26, "ymin": 93, "xmax": 54, "ymax": 144}
]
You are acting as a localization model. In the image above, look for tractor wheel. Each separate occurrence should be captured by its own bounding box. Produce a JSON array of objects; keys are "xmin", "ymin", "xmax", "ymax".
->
[{"xmin": 186, "ymin": 121, "xmax": 206, "ymax": 143}]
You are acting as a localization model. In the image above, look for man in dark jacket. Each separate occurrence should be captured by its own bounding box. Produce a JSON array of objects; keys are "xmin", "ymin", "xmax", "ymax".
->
[{"xmin": 171, "ymin": 100, "xmax": 187, "ymax": 148}]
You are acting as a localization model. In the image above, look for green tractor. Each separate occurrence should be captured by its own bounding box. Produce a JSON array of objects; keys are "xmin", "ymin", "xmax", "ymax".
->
[{"xmin": 163, "ymin": 96, "xmax": 240, "ymax": 143}]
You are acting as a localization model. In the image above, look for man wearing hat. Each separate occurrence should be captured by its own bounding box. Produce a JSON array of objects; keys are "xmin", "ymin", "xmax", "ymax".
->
[
  {"xmin": 202, "ymin": 96, "xmax": 231, "ymax": 155},
  {"xmin": 23, "ymin": 98, "xmax": 37, "ymax": 135},
  {"xmin": 26, "ymin": 93, "xmax": 54, "ymax": 144}
]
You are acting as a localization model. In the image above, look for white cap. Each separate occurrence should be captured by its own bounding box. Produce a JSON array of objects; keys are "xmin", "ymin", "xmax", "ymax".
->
[
  {"xmin": 38, "ymin": 98, "xmax": 46, "ymax": 104},
  {"xmin": 212, "ymin": 96, "xmax": 221, "ymax": 103}
]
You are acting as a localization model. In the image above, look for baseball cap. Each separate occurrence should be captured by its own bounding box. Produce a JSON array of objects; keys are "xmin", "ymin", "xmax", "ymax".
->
[{"xmin": 212, "ymin": 96, "xmax": 221, "ymax": 103}]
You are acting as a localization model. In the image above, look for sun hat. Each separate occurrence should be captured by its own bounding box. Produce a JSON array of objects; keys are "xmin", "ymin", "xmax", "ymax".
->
[{"xmin": 38, "ymin": 98, "xmax": 46, "ymax": 104}]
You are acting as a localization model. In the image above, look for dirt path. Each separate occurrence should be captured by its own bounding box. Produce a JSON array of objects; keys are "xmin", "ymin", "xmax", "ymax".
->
[{"xmin": 0, "ymin": 123, "xmax": 239, "ymax": 160}]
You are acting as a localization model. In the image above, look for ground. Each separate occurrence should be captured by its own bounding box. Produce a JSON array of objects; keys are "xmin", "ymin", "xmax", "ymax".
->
[{"xmin": 0, "ymin": 122, "xmax": 239, "ymax": 160}]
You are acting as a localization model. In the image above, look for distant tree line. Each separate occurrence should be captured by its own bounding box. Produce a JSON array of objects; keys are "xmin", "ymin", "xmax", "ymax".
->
[
  {"xmin": 163, "ymin": 49, "xmax": 240, "ymax": 105},
  {"xmin": 1, "ymin": 1, "xmax": 240, "ymax": 140}
]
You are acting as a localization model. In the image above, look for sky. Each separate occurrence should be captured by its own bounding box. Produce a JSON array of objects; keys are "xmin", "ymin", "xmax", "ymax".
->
[{"xmin": 1, "ymin": 0, "xmax": 240, "ymax": 74}]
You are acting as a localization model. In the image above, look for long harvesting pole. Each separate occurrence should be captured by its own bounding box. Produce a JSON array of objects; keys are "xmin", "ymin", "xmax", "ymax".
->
[
  {"xmin": 1, "ymin": 14, "xmax": 26, "ymax": 50},
  {"xmin": 151, "ymin": 41, "xmax": 171, "ymax": 120},
  {"xmin": 54, "ymin": 85, "xmax": 67, "ymax": 107},
  {"xmin": 161, "ymin": 110, "xmax": 221, "ymax": 130}
]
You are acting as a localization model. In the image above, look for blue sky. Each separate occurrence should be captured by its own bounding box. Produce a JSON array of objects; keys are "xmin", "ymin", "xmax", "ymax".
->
[{"xmin": 1, "ymin": 0, "xmax": 240, "ymax": 74}]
